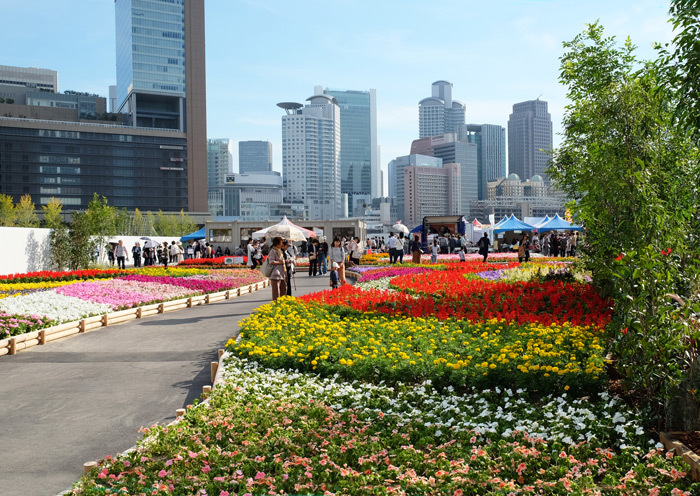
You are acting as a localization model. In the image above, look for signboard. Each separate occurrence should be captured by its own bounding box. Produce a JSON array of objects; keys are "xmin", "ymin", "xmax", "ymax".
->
[
  {"xmin": 224, "ymin": 257, "xmax": 234, "ymax": 265},
  {"xmin": 232, "ymin": 256, "xmax": 244, "ymax": 265}
]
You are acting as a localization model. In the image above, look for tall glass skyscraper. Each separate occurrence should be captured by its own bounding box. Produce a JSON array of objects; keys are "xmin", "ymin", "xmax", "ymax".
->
[
  {"xmin": 508, "ymin": 99, "xmax": 553, "ymax": 182},
  {"xmin": 463, "ymin": 124, "xmax": 507, "ymax": 200},
  {"xmin": 322, "ymin": 87, "xmax": 379, "ymax": 204},
  {"xmin": 238, "ymin": 140, "xmax": 272, "ymax": 174},
  {"xmin": 418, "ymin": 81, "xmax": 466, "ymax": 139},
  {"xmin": 115, "ymin": 0, "xmax": 208, "ymax": 211}
]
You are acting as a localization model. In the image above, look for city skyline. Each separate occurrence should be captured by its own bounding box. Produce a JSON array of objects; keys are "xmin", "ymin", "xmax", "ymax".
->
[{"xmin": 1, "ymin": 0, "xmax": 674, "ymax": 196}]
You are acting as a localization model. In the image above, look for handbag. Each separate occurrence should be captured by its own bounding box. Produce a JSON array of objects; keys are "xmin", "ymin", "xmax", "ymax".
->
[
  {"xmin": 309, "ymin": 253, "xmax": 317, "ymax": 260},
  {"xmin": 259, "ymin": 257, "xmax": 273, "ymax": 277}
]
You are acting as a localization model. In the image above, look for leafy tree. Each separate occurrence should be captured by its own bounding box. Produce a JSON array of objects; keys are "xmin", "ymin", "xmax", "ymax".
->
[
  {"xmin": 146, "ymin": 211, "xmax": 157, "ymax": 236},
  {"xmin": 154, "ymin": 210, "xmax": 177, "ymax": 236},
  {"xmin": 85, "ymin": 193, "xmax": 117, "ymax": 260},
  {"xmin": 14, "ymin": 194, "xmax": 39, "ymax": 227},
  {"xmin": 550, "ymin": 22, "xmax": 700, "ymax": 429},
  {"xmin": 176, "ymin": 209, "xmax": 197, "ymax": 236},
  {"xmin": 67, "ymin": 212, "xmax": 97, "ymax": 270},
  {"xmin": 132, "ymin": 208, "xmax": 145, "ymax": 236},
  {"xmin": 42, "ymin": 197, "xmax": 63, "ymax": 229},
  {"xmin": 0, "ymin": 194, "xmax": 15, "ymax": 226},
  {"xmin": 114, "ymin": 208, "xmax": 131, "ymax": 235}
]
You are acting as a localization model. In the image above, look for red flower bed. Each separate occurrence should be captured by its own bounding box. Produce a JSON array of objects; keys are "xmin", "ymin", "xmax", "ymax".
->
[
  {"xmin": 300, "ymin": 280, "xmax": 612, "ymax": 327},
  {"xmin": 0, "ymin": 269, "xmax": 128, "ymax": 283}
]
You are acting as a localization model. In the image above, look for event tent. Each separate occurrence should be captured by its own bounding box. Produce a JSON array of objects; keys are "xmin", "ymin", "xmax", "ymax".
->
[
  {"xmin": 537, "ymin": 213, "xmax": 583, "ymax": 233},
  {"xmin": 493, "ymin": 215, "xmax": 536, "ymax": 234},
  {"xmin": 180, "ymin": 227, "xmax": 205, "ymax": 242}
]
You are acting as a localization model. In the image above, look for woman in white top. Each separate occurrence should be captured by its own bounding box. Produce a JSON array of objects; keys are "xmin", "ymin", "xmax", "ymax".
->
[{"xmin": 328, "ymin": 236, "xmax": 347, "ymax": 286}]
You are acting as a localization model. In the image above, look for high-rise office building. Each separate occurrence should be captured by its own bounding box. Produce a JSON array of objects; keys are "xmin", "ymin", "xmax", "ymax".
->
[
  {"xmin": 322, "ymin": 86, "xmax": 379, "ymax": 205},
  {"xmin": 0, "ymin": 65, "xmax": 58, "ymax": 92},
  {"xmin": 404, "ymin": 163, "xmax": 461, "ymax": 225},
  {"xmin": 277, "ymin": 92, "xmax": 341, "ymax": 220},
  {"xmin": 115, "ymin": 0, "xmax": 207, "ymax": 211},
  {"xmin": 387, "ymin": 159, "xmax": 398, "ymax": 198},
  {"xmin": 389, "ymin": 154, "xmax": 443, "ymax": 222},
  {"xmin": 418, "ymin": 81, "xmax": 466, "ymax": 138},
  {"xmin": 411, "ymin": 133, "xmax": 478, "ymax": 219},
  {"xmin": 461, "ymin": 124, "xmax": 507, "ymax": 201},
  {"xmin": 238, "ymin": 140, "xmax": 272, "ymax": 174},
  {"xmin": 207, "ymin": 138, "xmax": 232, "ymax": 190},
  {"xmin": 507, "ymin": 99, "xmax": 553, "ymax": 182}
]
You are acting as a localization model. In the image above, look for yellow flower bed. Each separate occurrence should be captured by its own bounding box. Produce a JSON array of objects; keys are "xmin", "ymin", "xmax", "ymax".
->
[
  {"xmin": 228, "ymin": 298, "xmax": 606, "ymax": 393},
  {"xmin": 0, "ymin": 280, "xmax": 81, "ymax": 299}
]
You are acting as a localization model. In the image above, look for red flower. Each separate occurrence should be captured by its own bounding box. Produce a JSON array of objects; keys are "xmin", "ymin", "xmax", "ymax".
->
[
  {"xmin": 661, "ymin": 248, "xmax": 673, "ymax": 256},
  {"xmin": 621, "ymin": 327, "xmax": 628, "ymax": 335},
  {"xmin": 615, "ymin": 253, "xmax": 624, "ymax": 261}
]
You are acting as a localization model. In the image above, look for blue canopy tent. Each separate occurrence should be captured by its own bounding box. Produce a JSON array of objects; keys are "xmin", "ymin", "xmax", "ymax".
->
[
  {"xmin": 180, "ymin": 227, "xmax": 206, "ymax": 242},
  {"xmin": 410, "ymin": 225, "xmax": 422, "ymax": 234},
  {"xmin": 537, "ymin": 213, "xmax": 583, "ymax": 233},
  {"xmin": 493, "ymin": 215, "xmax": 536, "ymax": 234}
]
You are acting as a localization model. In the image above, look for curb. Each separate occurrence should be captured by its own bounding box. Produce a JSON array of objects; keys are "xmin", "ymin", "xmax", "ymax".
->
[
  {"xmin": 2, "ymin": 280, "xmax": 269, "ymax": 358},
  {"xmin": 660, "ymin": 431, "xmax": 700, "ymax": 481}
]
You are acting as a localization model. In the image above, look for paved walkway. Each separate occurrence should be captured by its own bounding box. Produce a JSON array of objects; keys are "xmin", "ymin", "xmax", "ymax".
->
[{"xmin": 0, "ymin": 272, "xmax": 330, "ymax": 496}]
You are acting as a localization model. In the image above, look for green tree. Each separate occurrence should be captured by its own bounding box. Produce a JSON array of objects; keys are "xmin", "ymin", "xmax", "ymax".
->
[
  {"xmin": 0, "ymin": 194, "xmax": 15, "ymax": 226},
  {"xmin": 67, "ymin": 212, "xmax": 97, "ymax": 270},
  {"xmin": 42, "ymin": 197, "xmax": 63, "ymax": 229},
  {"xmin": 85, "ymin": 193, "xmax": 117, "ymax": 260},
  {"xmin": 550, "ymin": 22, "xmax": 700, "ymax": 429},
  {"xmin": 14, "ymin": 194, "xmax": 39, "ymax": 227},
  {"xmin": 154, "ymin": 210, "xmax": 177, "ymax": 236},
  {"xmin": 132, "ymin": 208, "xmax": 145, "ymax": 236},
  {"xmin": 176, "ymin": 209, "xmax": 197, "ymax": 236}
]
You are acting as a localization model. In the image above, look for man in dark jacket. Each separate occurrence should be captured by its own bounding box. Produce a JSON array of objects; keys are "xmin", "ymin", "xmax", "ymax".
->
[{"xmin": 478, "ymin": 233, "xmax": 491, "ymax": 263}]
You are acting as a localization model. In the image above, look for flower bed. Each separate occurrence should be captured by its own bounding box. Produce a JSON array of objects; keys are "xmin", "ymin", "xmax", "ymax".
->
[
  {"xmin": 229, "ymin": 297, "xmax": 605, "ymax": 393},
  {"xmin": 0, "ymin": 269, "xmax": 128, "ymax": 283},
  {"xmin": 0, "ymin": 267, "xmax": 266, "ymax": 337},
  {"xmin": 70, "ymin": 355, "xmax": 700, "ymax": 495}
]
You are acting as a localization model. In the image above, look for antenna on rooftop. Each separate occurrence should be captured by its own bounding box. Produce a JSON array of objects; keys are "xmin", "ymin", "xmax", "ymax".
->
[{"xmin": 536, "ymin": 94, "xmax": 542, "ymax": 100}]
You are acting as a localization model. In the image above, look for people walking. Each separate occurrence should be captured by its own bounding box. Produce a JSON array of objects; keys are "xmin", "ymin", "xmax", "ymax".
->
[
  {"xmin": 308, "ymin": 239, "xmax": 320, "ymax": 276},
  {"xmin": 410, "ymin": 234, "xmax": 422, "ymax": 264},
  {"xmin": 132, "ymin": 242, "xmax": 142, "ymax": 268},
  {"xmin": 328, "ymin": 236, "xmax": 347, "ymax": 286},
  {"xmin": 113, "ymin": 240, "xmax": 129, "ymax": 270},
  {"xmin": 478, "ymin": 233, "xmax": 491, "ymax": 263},
  {"xmin": 319, "ymin": 237, "xmax": 329, "ymax": 275},
  {"xmin": 282, "ymin": 239, "xmax": 295, "ymax": 296},
  {"xmin": 268, "ymin": 237, "xmax": 287, "ymax": 301},
  {"xmin": 431, "ymin": 238, "xmax": 439, "ymax": 264},
  {"xmin": 518, "ymin": 234, "xmax": 530, "ymax": 263}
]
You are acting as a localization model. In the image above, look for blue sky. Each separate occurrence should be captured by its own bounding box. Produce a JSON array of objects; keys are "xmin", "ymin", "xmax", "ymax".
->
[{"xmin": 2, "ymin": 0, "xmax": 674, "ymax": 194}]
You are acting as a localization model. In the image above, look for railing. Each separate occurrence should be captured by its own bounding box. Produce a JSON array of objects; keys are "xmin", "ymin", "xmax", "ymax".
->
[{"xmin": 0, "ymin": 116, "xmax": 181, "ymax": 133}]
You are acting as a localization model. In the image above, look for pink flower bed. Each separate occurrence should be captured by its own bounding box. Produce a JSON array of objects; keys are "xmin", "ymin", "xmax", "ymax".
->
[
  {"xmin": 56, "ymin": 280, "xmax": 197, "ymax": 310},
  {"xmin": 358, "ymin": 266, "xmax": 431, "ymax": 282},
  {"xmin": 122, "ymin": 274, "xmax": 263, "ymax": 294}
]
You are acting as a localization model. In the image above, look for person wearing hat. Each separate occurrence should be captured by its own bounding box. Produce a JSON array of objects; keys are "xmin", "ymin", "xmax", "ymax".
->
[{"xmin": 329, "ymin": 262, "xmax": 340, "ymax": 289}]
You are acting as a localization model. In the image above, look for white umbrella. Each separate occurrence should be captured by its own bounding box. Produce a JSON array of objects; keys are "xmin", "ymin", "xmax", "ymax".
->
[
  {"xmin": 143, "ymin": 240, "xmax": 160, "ymax": 249},
  {"xmin": 391, "ymin": 222, "xmax": 410, "ymax": 234},
  {"xmin": 263, "ymin": 224, "xmax": 307, "ymax": 242}
]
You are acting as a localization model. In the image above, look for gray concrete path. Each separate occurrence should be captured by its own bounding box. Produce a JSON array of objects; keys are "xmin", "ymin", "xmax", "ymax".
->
[{"xmin": 0, "ymin": 272, "xmax": 330, "ymax": 496}]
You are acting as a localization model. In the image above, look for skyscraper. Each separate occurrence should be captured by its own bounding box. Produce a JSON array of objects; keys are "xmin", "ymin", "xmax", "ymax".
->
[
  {"xmin": 115, "ymin": 0, "xmax": 207, "ymax": 211},
  {"xmin": 462, "ymin": 124, "xmax": 507, "ymax": 200},
  {"xmin": 322, "ymin": 87, "xmax": 379, "ymax": 205},
  {"xmin": 389, "ymin": 154, "xmax": 443, "ymax": 222},
  {"xmin": 410, "ymin": 134, "xmax": 478, "ymax": 219},
  {"xmin": 418, "ymin": 81, "xmax": 466, "ymax": 138},
  {"xmin": 207, "ymin": 138, "xmax": 232, "ymax": 190},
  {"xmin": 278, "ymin": 92, "xmax": 341, "ymax": 220},
  {"xmin": 238, "ymin": 140, "xmax": 272, "ymax": 174},
  {"xmin": 507, "ymin": 99, "xmax": 553, "ymax": 182}
]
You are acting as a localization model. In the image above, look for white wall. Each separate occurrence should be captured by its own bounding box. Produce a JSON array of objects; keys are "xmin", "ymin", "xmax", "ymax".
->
[
  {"xmin": 0, "ymin": 227, "xmax": 184, "ymax": 276},
  {"xmin": 0, "ymin": 227, "xmax": 52, "ymax": 276}
]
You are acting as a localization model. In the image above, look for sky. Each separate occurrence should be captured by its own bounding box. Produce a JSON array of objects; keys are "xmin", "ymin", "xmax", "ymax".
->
[{"xmin": 1, "ymin": 0, "xmax": 675, "ymax": 195}]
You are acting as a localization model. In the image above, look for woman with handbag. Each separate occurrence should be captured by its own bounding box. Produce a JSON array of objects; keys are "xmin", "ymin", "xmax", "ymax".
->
[
  {"xmin": 410, "ymin": 234, "xmax": 422, "ymax": 264},
  {"xmin": 308, "ymin": 239, "xmax": 319, "ymax": 276},
  {"xmin": 267, "ymin": 237, "xmax": 287, "ymax": 301}
]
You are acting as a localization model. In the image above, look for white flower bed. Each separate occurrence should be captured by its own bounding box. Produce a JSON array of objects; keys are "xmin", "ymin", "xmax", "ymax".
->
[
  {"xmin": 222, "ymin": 355, "xmax": 659, "ymax": 451},
  {"xmin": 0, "ymin": 292, "xmax": 112, "ymax": 323}
]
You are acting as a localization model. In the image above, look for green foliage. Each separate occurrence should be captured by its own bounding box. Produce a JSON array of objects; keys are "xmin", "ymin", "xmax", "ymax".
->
[
  {"xmin": 550, "ymin": 22, "xmax": 700, "ymax": 429},
  {"xmin": 41, "ymin": 197, "xmax": 63, "ymax": 229},
  {"xmin": 0, "ymin": 194, "xmax": 15, "ymax": 226},
  {"xmin": 67, "ymin": 212, "xmax": 97, "ymax": 270},
  {"xmin": 14, "ymin": 194, "xmax": 39, "ymax": 227},
  {"xmin": 153, "ymin": 209, "xmax": 197, "ymax": 236}
]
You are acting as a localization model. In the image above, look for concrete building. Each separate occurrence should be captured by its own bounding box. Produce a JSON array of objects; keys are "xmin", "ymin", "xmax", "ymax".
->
[
  {"xmin": 207, "ymin": 138, "xmax": 232, "ymax": 192},
  {"xmin": 277, "ymin": 91, "xmax": 341, "ymax": 220},
  {"xmin": 404, "ymin": 163, "xmax": 461, "ymax": 225},
  {"xmin": 387, "ymin": 159, "xmax": 398, "ymax": 198},
  {"xmin": 410, "ymin": 133, "xmax": 478, "ymax": 219},
  {"xmin": 0, "ymin": 117, "xmax": 187, "ymax": 210},
  {"xmin": 0, "ymin": 65, "xmax": 58, "ymax": 92},
  {"xmin": 460, "ymin": 123, "xmax": 506, "ymax": 200},
  {"xmin": 238, "ymin": 140, "xmax": 272, "ymax": 174},
  {"xmin": 508, "ymin": 99, "xmax": 553, "ymax": 182},
  {"xmin": 109, "ymin": 85, "xmax": 117, "ymax": 113},
  {"xmin": 115, "ymin": 0, "xmax": 208, "ymax": 212},
  {"xmin": 418, "ymin": 81, "xmax": 466, "ymax": 139},
  {"xmin": 322, "ymin": 86, "xmax": 380, "ymax": 204},
  {"xmin": 389, "ymin": 154, "xmax": 442, "ymax": 223},
  {"xmin": 469, "ymin": 173, "xmax": 565, "ymax": 222},
  {"xmin": 208, "ymin": 172, "xmax": 292, "ymax": 220}
]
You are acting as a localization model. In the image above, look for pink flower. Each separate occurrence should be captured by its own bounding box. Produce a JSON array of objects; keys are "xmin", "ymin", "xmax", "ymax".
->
[
  {"xmin": 202, "ymin": 464, "xmax": 211, "ymax": 473},
  {"xmin": 219, "ymin": 492, "xmax": 230, "ymax": 496},
  {"xmin": 254, "ymin": 471, "xmax": 265, "ymax": 480},
  {"xmin": 158, "ymin": 469, "xmax": 167, "ymax": 478},
  {"xmin": 188, "ymin": 450, "xmax": 198, "ymax": 458}
]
